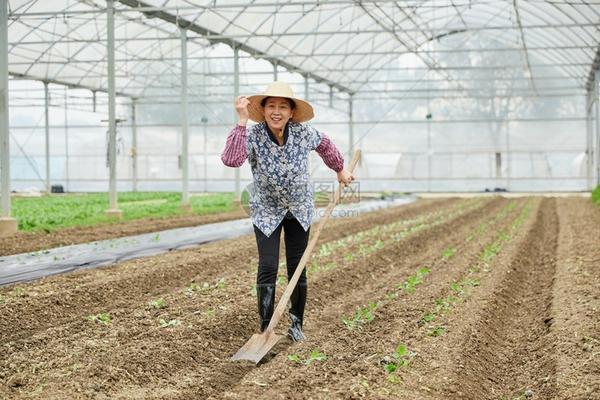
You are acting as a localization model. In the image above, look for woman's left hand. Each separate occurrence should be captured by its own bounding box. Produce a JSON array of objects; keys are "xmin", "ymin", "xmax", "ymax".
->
[{"xmin": 336, "ymin": 168, "xmax": 355, "ymax": 186}]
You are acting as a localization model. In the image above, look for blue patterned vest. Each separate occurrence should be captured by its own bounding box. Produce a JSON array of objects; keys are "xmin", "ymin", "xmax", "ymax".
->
[{"xmin": 246, "ymin": 121, "xmax": 322, "ymax": 237}]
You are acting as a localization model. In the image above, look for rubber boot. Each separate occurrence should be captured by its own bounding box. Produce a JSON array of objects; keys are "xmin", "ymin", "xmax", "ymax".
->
[
  {"xmin": 256, "ymin": 284, "xmax": 276, "ymax": 332},
  {"xmin": 288, "ymin": 284, "xmax": 307, "ymax": 342}
]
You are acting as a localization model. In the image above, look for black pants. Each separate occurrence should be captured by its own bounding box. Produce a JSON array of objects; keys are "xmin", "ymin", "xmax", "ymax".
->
[{"xmin": 253, "ymin": 213, "xmax": 310, "ymax": 286}]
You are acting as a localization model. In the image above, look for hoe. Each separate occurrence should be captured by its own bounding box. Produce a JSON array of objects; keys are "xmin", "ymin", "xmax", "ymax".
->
[{"xmin": 232, "ymin": 149, "xmax": 362, "ymax": 364}]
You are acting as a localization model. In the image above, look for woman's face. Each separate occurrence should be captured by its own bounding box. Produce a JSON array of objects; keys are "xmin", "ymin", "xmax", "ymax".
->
[{"xmin": 263, "ymin": 97, "xmax": 294, "ymax": 133}]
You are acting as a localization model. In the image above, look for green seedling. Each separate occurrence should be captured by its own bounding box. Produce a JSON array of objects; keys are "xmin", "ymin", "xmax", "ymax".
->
[
  {"xmin": 382, "ymin": 343, "xmax": 414, "ymax": 374},
  {"xmin": 305, "ymin": 350, "xmax": 327, "ymax": 365},
  {"xmin": 317, "ymin": 243, "xmax": 334, "ymax": 257},
  {"xmin": 186, "ymin": 282, "xmax": 200, "ymax": 296},
  {"xmin": 0, "ymin": 294, "xmax": 4, "ymax": 304},
  {"xmin": 159, "ymin": 318, "xmax": 181, "ymax": 328},
  {"xmin": 450, "ymin": 282, "xmax": 464, "ymax": 296},
  {"xmin": 421, "ymin": 312, "xmax": 436, "ymax": 324},
  {"xmin": 398, "ymin": 267, "xmax": 430, "ymax": 294},
  {"xmin": 287, "ymin": 354, "xmax": 302, "ymax": 363},
  {"xmin": 215, "ymin": 278, "xmax": 225, "ymax": 289},
  {"xmin": 442, "ymin": 247, "xmax": 456, "ymax": 259},
  {"xmin": 152, "ymin": 233, "xmax": 160, "ymax": 242},
  {"xmin": 342, "ymin": 302, "xmax": 379, "ymax": 330},
  {"xmin": 386, "ymin": 292, "xmax": 398, "ymax": 300},
  {"xmin": 86, "ymin": 313, "xmax": 111, "ymax": 325},
  {"xmin": 427, "ymin": 326, "xmax": 446, "ymax": 337},
  {"xmin": 13, "ymin": 287, "xmax": 26, "ymax": 297},
  {"xmin": 287, "ymin": 350, "xmax": 326, "ymax": 365},
  {"xmin": 344, "ymin": 253, "xmax": 354, "ymax": 262},
  {"xmin": 186, "ymin": 278, "xmax": 225, "ymax": 296},
  {"xmin": 147, "ymin": 298, "xmax": 167, "ymax": 309}
]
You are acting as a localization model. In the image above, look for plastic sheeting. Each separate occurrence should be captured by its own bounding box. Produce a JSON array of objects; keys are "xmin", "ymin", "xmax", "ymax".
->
[{"xmin": 0, "ymin": 197, "xmax": 415, "ymax": 286}]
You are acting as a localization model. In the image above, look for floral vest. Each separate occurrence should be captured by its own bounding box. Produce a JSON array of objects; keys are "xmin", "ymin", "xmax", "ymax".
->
[{"xmin": 246, "ymin": 121, "xmax": 322, "ymax": 237}]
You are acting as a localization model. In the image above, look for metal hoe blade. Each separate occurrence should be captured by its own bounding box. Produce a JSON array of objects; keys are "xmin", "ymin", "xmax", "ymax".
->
[{"xmin": 231, "ymin": 330, "xmax": 283, "ymax": 364}]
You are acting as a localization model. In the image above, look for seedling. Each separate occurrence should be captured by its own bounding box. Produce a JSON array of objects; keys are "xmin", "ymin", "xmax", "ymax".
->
[
  {"xmin": 342, "ymin": 302, "xmax": 379, "ymax": 330},
  {"xmin": 421, "ymin": 312, "xmax": 436, "ymax": 324},
  {"xmin": 398, "ymin": 267, "xmax": 430, "ymax": 294},
  {"xmin": 186, "ymin": 282, "xmax": 200, "ymax": 296},
  {"xmin": 13, "ymin": 287, "xmax": 26, "ymax": 297},
  {"xmin": 344, "ymin": 253, "xmax": 354, "ymax": 262},
  {"xmin": 442, "ymin": 247, "xmax": 456, "ymax": 259},
  {"xmin": 159, "ymin": 318, "xmax": 181, "ymax": 328},
  {"xmin": 318, "ymin": 243, "xmax": 334, "ymax": 257},
  {"xmin": 86, "ymin": 313, "xmax": 111, "ymax": 325},
  {"xmin": 450, "ymin": 282, "xmax": 464, "ymax": 296},
  {"xmin": 186, "ymin": 278, "xmax": 225, "ymax": 296},
  {"xmin": 427, "ymin": 326, "xmax": 446, "ymax": 337},
  {"xmin": 287, "ymin": 350, "xmax": 327, "ymax": 365},
  {"xmin": 287, "ymin": 354, "xmax": 302, "ymax": 364},
  {"xmin": 215, "ymin": 278, "xmax": 225, "ymax": 289},
  {"xmin": 382, "ymin": 343, "xmax": 414, "ymax": 374},
  {"xmin": 147, "ymin": 298, "xmax": 167, "ymax": 309}
]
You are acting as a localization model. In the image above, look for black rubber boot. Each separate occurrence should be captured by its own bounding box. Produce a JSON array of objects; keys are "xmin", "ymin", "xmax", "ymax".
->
[
  {"xmin": 288, "ymin": 283, "xmax": 307, "ymax": 342},
  {"xmin": 256, "ymin": 284, "xmax": 276, "ymax": 332}
]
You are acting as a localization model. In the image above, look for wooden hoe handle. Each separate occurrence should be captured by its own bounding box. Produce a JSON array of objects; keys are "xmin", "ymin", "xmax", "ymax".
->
[{"xmin": 265, "ymin": 149, "xmax": 362, "ymax": 332}]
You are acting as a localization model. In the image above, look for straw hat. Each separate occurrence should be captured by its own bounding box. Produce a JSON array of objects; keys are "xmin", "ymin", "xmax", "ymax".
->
[{"xmin": 247, "ymin": 81, "xmax": 314, "ymax": 123}]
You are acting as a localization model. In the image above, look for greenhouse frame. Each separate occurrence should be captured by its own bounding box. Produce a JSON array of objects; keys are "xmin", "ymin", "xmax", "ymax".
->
[{"xmin": 1, "ymin": 0, "xmax": 599, "ymax": 231}]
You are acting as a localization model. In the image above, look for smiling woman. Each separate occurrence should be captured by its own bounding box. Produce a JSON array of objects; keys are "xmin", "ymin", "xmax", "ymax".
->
[{"xmin": 221, "ymin": 81, "xmax": 354, "ymax": 342}]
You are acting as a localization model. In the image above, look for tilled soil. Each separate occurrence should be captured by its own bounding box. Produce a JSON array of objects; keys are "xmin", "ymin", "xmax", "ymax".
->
[
  {"xmin": 0, "ymin": 197, "xmax": 597, "ymax": 400},
  {"xmin": 0, "ymin": 209, "xmax": 247, "ymax": 257}
]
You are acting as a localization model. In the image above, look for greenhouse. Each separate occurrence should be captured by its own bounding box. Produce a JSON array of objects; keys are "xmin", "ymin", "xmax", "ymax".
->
[{"xmin": 0, "ymin": 1, "xmax": 599, "ymax": 399}]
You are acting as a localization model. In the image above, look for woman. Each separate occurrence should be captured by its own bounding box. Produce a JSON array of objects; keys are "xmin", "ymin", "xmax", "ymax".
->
[{"xmin": 221, "ymin": 81, "xmax": 354, "ymax": 342}]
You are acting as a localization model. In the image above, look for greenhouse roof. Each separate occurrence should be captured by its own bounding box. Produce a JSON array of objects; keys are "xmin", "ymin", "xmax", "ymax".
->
[{"xmin": 6, "ymin": 0, "xmax": 600, "ymax": 100}]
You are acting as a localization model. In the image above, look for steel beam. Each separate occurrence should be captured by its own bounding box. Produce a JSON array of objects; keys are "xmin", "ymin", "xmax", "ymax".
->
[
  {"xmin": 131, "ymin": 99, "xmax": 138, "ymax": 192},
  {"xmin": 181, "ymin": 28, "xmax": 190, "ymax": 206},
  {"xmin": 233, "ymin": 45, "xmax": 240, "ymax": 200},
  {"xmin": 0, "ymin": 0, "xmax": 11, "ymax": 218},
  {"xmin": 106, "ymin": 0, "xmax": 121, "ymax": 218},
  {"xmin": 44, "ymin": 81, "xmax": 50, "ymax": 193},
  {"xmin": 596, "ymin": 70, "xmax": 600, "ymax": 185},
  {"xmin": 116, "ymin": 0, "xmax": 354, "ymax": 94}
]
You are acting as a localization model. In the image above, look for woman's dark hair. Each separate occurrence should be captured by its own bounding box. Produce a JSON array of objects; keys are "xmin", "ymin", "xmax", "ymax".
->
[{"xmin": 261, "ymin": 96, "xmax": 296, "ymax": 109}]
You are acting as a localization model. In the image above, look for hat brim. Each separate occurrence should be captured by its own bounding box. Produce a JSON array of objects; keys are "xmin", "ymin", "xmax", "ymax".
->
[{"xmin": 247, "ymin": 95, "xmax": 314, "ymax": 123}]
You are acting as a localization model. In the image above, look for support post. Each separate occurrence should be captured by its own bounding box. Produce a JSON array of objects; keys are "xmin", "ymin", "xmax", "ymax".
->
[
  {"xmin": 64, "ymin": 87, "xmax": 69, "ymax": 192},
  {"xmin": 44, "ymin": 81, "xmax": 50, "ymax": 193},
  {"xmin": 105, "ymin": 0, "xmax": 121, "ymax": 220},
  {"xmin": 595, "ymin": 70, "xmax": 600, "ymax": 186},
  {"xmin": 233, "ymin": 45, "xmax": 240, "ymax": 203},
  {"xmin": 202, "ymin": 116, "xmax": 208, "ymax": 193},
  {"xmin": 131, "ymin": 99, "xmax": 138, "ymax": 192},
  {"xmin": 586, "ymin": 91, "xmax": 594, "ymax": 189},
  {"xmin": 0, "ymin": 0, "xmax": 16, "ymax": 235},
  {"xmin": 180, "ymin": 28, "xmax": 190, "ymax": 211},
  {"xmin": 273, "ymin": 61, "xmax": 278, "ymax": 81}
]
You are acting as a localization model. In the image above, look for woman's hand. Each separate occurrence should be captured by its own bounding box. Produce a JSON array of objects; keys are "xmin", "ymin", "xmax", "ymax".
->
[
  {"xmin": 336, "ymin": 168, "xmax": 355, "ymax": 186},
  {"xmin": 235, "ymin": 95, "xmax": 250, "ymax": 126}
]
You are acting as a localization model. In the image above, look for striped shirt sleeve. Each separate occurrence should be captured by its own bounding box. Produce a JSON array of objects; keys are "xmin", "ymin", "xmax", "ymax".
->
[
  {"xmin": 221, "ymin": 124, "xmax": 248, "ymax": 167},
  {"xmin": 315, "ymin": 133, "xmax": 344, "ymax": 172}
]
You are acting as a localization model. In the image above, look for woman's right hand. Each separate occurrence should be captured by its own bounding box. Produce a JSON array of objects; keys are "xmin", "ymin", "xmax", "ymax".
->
[{"xmin": 235, "ymin": 95, "xmax": 250, "ymax": 126}]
